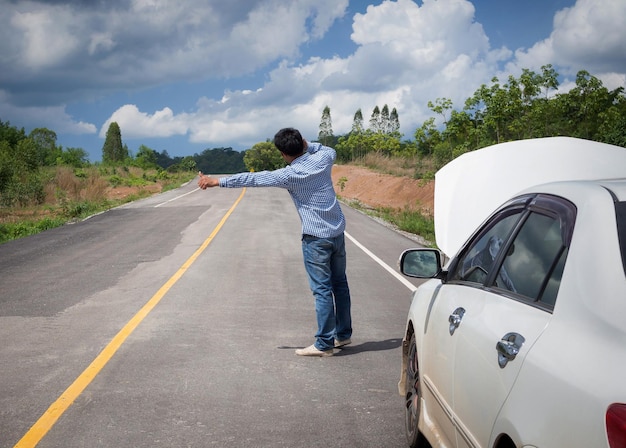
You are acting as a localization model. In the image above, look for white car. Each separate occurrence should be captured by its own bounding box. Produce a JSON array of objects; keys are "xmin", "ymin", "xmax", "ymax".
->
[{"xmin": 397, "ymin": 137, "xmax": 626, "ymax": 448}]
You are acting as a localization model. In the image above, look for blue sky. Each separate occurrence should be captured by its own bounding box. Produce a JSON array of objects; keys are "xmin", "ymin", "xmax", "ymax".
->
[{"xmin": 1, "ymin": 0, "xmax": 625, "ymax": 162}]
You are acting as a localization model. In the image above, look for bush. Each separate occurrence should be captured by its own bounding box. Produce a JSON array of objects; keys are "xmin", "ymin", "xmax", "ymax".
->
[
  {"xmin": 0, "ymin": 171, "xmax": 46, "ymax": 207},
  {"xmin": 0, "ymin": 216, "xmax": 66, "ymax": 243}
]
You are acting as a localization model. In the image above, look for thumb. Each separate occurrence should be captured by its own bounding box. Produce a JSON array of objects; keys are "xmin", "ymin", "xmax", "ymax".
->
[{"xmin": 198, "ymin": 171, "xmax": 204, "ymax": 177}]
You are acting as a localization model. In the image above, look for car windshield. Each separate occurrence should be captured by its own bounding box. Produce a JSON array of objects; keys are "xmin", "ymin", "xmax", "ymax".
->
[{"xmin": 616, "ymin": 201, "xmax": 626, "ymax": 276}]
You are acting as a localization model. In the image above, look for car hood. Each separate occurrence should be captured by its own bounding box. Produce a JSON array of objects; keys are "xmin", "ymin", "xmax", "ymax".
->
[{"xmin": 434, "ymin": 137, "xmax": 626, "ymax": 257}]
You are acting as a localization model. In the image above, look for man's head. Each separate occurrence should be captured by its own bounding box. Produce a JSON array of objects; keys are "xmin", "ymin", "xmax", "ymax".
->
[{"xmin": 274, "ymin": 128, "xmax": 305, "ymax": 157}]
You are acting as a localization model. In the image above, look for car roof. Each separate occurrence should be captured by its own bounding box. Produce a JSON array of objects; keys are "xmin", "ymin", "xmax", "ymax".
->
[{"xmin": 434, "ymin": 137, "xmax": 626, "ymax": 257}]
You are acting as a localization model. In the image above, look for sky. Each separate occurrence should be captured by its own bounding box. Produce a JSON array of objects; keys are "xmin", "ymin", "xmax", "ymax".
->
[{"xmin": 1, "ymin": 0, "xmax": 625, "ymax": 162}]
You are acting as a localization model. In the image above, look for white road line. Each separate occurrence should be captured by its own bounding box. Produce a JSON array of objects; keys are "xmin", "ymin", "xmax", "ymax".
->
[
  {"xmin": 345, "ymin": 231, "xmax": 417, "ymax": 292},
  {"xmin": 154, "ymin": 187, "xmax": 201, "ymax": 207}
]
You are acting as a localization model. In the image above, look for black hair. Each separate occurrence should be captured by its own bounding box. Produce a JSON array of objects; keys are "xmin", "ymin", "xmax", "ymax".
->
[{"xmin": 273, "ymin": 128, "xmax": 304, "ymax": 157}]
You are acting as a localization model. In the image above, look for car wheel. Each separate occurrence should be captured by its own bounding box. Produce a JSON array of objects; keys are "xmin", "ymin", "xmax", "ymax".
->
[{"xmin": 405, "ymin": 333, "xmax": 423, "ymax": 448}]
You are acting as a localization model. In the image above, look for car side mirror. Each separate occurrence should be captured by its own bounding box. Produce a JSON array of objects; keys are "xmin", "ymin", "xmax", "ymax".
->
[{"xmin": 399, "ymin": 248, "xmax": 444, "ymax": 278}]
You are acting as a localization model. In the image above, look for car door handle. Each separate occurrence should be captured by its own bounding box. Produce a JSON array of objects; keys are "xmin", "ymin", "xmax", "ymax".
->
[
  {"xmin": 448, "ymin": 307, "xmax": 465, "ymax": 335},
  {"xmin": 496, "ymin": 332, "xmax": 526, "ymax": 368}
]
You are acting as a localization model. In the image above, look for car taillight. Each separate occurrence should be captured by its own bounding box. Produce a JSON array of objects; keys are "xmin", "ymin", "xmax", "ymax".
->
[{"xmin": 607, "ymin": 403, "xmax": 626, "ymax": 448}]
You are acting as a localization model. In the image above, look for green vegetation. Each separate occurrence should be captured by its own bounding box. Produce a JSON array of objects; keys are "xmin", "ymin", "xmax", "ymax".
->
[
  {"xmin": 0, "ymin": 165, "xmax": 195, "ymax": 244},
  {"xmin": 379, "ymin": 207, "xmax": 435, "ymax": 245},
  {"xmin": 341, "ymin": 197, "xmax": 436, "ymax": 247},
  {"xmin": 243, "ymin": 141, "xmax": 287, "ymax": 172},
  {"xmin": 0, "ymin": 120, "xmax": 203, "ymax": 244},
  {"xmin": 2, "ymin": 65, "xmax": 625, "ymax": 244},
  {"xmin": 102, "ymin": 122, "xmax": 128, "ymax": 163},
  {"xmin": 332, "ymin": 65, "xmax": 626, "ymax": 179},
  {"xmin": 324, "ymin": 65, "xmax": 626, "ymax": 243}
]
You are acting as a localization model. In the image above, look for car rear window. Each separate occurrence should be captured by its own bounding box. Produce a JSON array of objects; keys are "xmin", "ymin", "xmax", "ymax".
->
[{"xmin": 616, "ymin": 202, "xmax": 626, "ymax": 276}]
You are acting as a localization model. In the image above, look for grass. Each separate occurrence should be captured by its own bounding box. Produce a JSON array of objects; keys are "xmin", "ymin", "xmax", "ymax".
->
[
  {"xmin": 0, "ymin": 166, "xmax": 196, "ymax": 244},
  {"xmin": 355, "ymin": 151, "xmax": 437, "ymax": 180},
  {"xmin": 342, "ymin": 198, "xmax": 435, "ymax": 246}
]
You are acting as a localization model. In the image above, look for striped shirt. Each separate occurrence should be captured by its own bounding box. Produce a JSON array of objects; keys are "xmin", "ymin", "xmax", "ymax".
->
[{"xmin": 219, "ymin": 142, "xmax": 345, "ymax": 238}]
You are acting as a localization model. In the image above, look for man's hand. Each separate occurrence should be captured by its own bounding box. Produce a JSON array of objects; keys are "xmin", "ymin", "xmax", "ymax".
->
[{"xmin": 198, "ymin": 171, "xmax": 219, "ymax": 189}]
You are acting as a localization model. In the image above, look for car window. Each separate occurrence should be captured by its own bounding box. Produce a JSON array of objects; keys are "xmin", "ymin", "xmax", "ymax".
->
[
  {"xmin": 495, "ymin": 212, "xmax": 566, "ymax": 307},
  {"xmin": 450, "ymin": 212, "xmax": 522, "ymax": 285}
]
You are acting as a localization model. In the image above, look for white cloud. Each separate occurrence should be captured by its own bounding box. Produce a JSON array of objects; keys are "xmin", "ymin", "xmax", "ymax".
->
[
  {"xmin": 0, "ymin": 0, "xmax": 624, "ymax": 156},
  {"xmin": 0, "ymin": 90, "xmax": 96, "ymax": 135},
  {"xmin": 109, "ymin": 0, "xmax": 505, "ymax": 145},
  {"xmin": 508, "ymin": 0, "xmax": 626, "ymax": 77},
  {"xmin": 101, "ymin": 105, "xmax": 189, "ymax": 138},
  {"xmin": 0, "ymin": 0, "xmax": 349, "ymax": 91}
]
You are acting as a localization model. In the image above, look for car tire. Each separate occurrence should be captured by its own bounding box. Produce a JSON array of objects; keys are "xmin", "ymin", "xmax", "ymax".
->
[{"xmin": 405, "ymin": 333, "xmax": 424, "ymax": 448}]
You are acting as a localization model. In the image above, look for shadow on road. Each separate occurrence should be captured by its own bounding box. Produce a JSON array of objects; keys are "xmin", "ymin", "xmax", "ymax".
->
[
  {"xmin": 334, "ymin": 338, "xmax": 402, "ymax": 356},
  {"xmin": 278, "ymin": 338, "xmax": 402, "ymax": 356}
]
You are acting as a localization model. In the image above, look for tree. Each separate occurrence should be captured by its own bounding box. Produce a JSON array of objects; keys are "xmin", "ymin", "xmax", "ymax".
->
[
  {"xmin": 369, "ymin": 106, "xmax": 381, "ymax": 133},
  {"xmin": 180, "ymin": 156, "xmax": 196, "ymax": 171},
  {"xmin": 380, "ymin": 104, "xmax": 391, "ymax": 134},
  {"xmin": 318, "ymin": 106, "xmax": 334, "ymax": 146},
  {"xmin": 414, "ymin": 117, "xmax": 440, "ymax": 156},
  {"xmin": 102, "ymin": 122, "xmax": 127, "ymax": 163},
  {"xmin": 29, "ymin": 127, "xmax": 60, "ymax": 166},
  {"xmin": 59, "ymin": 147, "xmax": 89, "ymax": 168},
  {"xmin": 0, "ymin": 120, "xmax": 27, "ymax": 148},
  {"xmin": 351, "ymin": 109, "xmax": 364, "ymax": 134},
  {"xmin": 194, "ymin": 147, "xmax": 246, "ymax": 173},
  {"xmin": 389, "ymin": 108, "xmax": 400, "ymax": 136},
  {"xmin": 243, "ymin": 141, "xmax": 286, "ymax": 172},
  {"xmin": 134, "ymin": 145, "xmax": 158, "ymax": 169}
]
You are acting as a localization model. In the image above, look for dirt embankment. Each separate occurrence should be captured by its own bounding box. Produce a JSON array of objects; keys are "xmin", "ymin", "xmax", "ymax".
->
[{"xmin": 331, "ymin": 165, "xmax": 434, "ymax": 216}]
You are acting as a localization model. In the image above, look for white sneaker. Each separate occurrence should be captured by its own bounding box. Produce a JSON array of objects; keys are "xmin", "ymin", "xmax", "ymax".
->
[
  {"xmin": 295, "ymin": 344, "xmax": 334, "ymax": 357},
  {"xmin": 334, "ymin": 338, "xmax": 352, "ymax": 348}
]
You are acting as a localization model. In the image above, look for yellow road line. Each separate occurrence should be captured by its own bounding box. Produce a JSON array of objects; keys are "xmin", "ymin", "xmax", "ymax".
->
[{"xmin": 14, "ymin": 188, "xmax": 246, "ymax": 448}]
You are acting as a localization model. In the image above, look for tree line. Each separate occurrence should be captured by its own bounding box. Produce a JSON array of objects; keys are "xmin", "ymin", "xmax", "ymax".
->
[
  {"xmin": 0, "ymin": 119, "xmax": 246, "ymax": 207},
  {"xmin": 319, "ymin": 65, "xmax": 626, "ymax": 169},
  {"xmin": 2, "ymin": 65, "xmax": 625, "ymax": 207}
]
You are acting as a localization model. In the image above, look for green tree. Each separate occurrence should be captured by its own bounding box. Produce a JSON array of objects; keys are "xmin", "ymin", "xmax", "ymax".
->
[
  {"xmin": 318, "ymin": 105, "xmax": 334, "ymax": 146},
  {"xmin": 194, "ymin": 147, "xmax": 245, "ymax": 173},
  {"xmin": 29, "ymin": 127, "xmax": 60, "ymax": 166},
  {"xmin": 389, "ymin": 107, "xmax": 400, "ymax": 136},
  {"xmin": 58, "ymin": 147, "xmax": 89, "ymax": 167},
  {"xmin": 369, "ymin": 106, "xmax": 381, "ymax": 133},
  {"xmin": 243, "ymin": 141, "xmax": 286, "ymax": 172},
  {"xmin": 336, "ymin": 132, "xmax": 368, "ymax": 161},
  {"xmin": 380, "ymin": 104, "xmax": 391, "ymax": 134},
  {"xmin": 102, "ymin": 122, "xmax": 126, "ymax": 163},
  {"xmin": 597, "ymin": 93, "xmax": 626, "ymax": 147},
  {"xmin": 351, "ymin": 109, "xmax": 364, "ymax": 134},
  {"xmin": 16, "ymin": 138, "xmax": 39, "ymax": 171},
  {"xmin": 0, "ymin": 140, "xmax": 15, "ymax": 193},
  {"xmin": 414, "ymin": 117, "xmax": 441, "ymax": 156},
  {"xmin": 0, "ymin": 120, "xmax": 27, "ymax": 148},
  {"xmin": 135, "ymin": 144, "xmax": 158, "ymax": 169},
  {"xmin": 555, "ymin": 70, "xmax": 617, "ymax": 140},
  {"xmin": 180, "ymin": 156, "xmax": 196, "ymax": 171}
]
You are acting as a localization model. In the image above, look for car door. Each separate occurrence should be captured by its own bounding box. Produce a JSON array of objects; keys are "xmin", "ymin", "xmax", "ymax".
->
[
  {"xmin": 434, "ymin": 196, "xmax": 571, "ymax": 448},
  {"xmin": 419, "ymin": 208, "xmax": 525, "ymax": 447}
]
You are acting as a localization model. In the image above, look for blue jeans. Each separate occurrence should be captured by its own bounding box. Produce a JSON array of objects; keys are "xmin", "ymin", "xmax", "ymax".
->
[{"xmin": 301, "ymin": 234, "xmax": 352, "ymax": 351}]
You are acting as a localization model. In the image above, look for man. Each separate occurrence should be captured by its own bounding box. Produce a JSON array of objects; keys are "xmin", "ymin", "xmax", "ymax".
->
[{"xmin": 198, "ymin": 127, "xmax": 352, "ymax": 357}]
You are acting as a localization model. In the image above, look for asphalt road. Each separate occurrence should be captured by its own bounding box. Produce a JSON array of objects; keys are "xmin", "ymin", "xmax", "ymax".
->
[{"xmin": 0, "ymin": 178, "xmax": 426, "ymax": 447}]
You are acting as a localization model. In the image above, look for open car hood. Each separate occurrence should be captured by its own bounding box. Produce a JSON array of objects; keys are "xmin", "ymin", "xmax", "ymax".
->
[{"xmin": 434, "ymin": 137, "xmax": 626, "ymax": 257}]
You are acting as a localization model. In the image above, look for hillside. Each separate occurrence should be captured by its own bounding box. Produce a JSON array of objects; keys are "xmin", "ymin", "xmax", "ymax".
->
[{"xmin": 331, "ymin": 164, "xmax": 434, "ymax": 216}]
